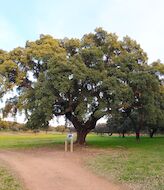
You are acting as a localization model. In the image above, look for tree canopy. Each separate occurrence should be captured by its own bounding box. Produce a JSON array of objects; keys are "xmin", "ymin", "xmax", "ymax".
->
[{"xmin": 0, "ymin": 28, "xmax": 163, "ymax": 144}]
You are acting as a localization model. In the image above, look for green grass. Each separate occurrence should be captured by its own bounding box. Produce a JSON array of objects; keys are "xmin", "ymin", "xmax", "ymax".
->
[
  {"xmin": 0, "ymin": 132, "xmax": 164, "ymax": 190},
  {"xmin": 87, "ymin": 134, "xmax": 164, "ymax": 150},
  {"xmin": 0, "ymin": 132, "xmax": 65, "ymax": 149},
  {"xmin": 0, "ymin": 165, "xmax": 22, "ymax": 190},
  {"xmin": 86, "ymin": 135, "xmax": 164, "ymax": 190}
]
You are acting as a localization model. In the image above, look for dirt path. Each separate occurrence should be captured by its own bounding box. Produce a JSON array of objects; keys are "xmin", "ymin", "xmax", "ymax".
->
[{"xmin": 0, "ymin": 149, "xmax": 125, "ymax": 190}]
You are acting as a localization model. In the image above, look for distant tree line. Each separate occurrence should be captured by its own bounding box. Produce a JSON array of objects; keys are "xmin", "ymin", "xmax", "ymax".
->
[
  {"xmin": 0, "ymin": 120, "xmax": 72, "ymax": 134},
  {"xmin": 95, "ymin": 121, "xmax": 164, "ymax": 138},
  {"xmin": 0, "ymin": 120, "xmax": 26, "ymax": 131}
]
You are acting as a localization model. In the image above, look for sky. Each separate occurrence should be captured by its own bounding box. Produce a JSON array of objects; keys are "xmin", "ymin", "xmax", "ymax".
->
[
  {"xmin": 0, "ymin": 0, "xmax": 164, "ymax": 125},
  {"xmin": 0, "ymin": 0, "xmax": 164, "ymax": 63}
]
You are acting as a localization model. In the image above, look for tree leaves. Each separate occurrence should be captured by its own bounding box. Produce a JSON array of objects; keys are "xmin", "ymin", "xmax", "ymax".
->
[{"xmin": 0, "ymin": 28, "xmax": 163, "ymax": 135}]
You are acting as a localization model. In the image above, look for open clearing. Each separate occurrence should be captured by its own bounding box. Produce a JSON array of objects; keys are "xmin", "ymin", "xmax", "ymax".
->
[
  {"xmin": 0, "ymin": 148, "xmax": 124, "ymax": 190},
  {"xmin": 0, "ymin": 133, "xmax": 163, "ymax": 190}
]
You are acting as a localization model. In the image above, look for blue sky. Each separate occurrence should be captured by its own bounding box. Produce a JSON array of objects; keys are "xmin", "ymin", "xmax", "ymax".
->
[{"xmin": 0, "ymin": 0, "xmax": 164, "ymax": 63}]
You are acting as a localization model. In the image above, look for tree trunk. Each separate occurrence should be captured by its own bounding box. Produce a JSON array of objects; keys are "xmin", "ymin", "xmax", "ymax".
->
[
  {"xmin": 65, "ymin": 112, "xmax": 98, "ymax": 146},
  {"xmin": 135, "ymin": 113, "xmax": 143, "ymax": 141},
  {"xmin": 149, "ymin": 132, "xmax": 153, "ymax": 138},
  {"xmin": 149, "ymin": 129, "xmax": 157, "ymax": 138},
  {"xmin": 75, "ymin": 129, "xmax": 89, "ymax": 145},
  {"xmin": 108, "ymin": 133, "xmax": 112, "ymax": 136},
  {"xmin": 122, "ymin": 132, "xmax": 125, "ymax": 138},
  {"xmin": 136, "ymin": 131, "xmax": 140, "ymax": 141}
]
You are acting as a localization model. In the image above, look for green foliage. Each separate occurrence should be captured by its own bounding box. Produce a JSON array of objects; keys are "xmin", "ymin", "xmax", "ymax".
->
[
  {"xmin": 55, "ymin": 125, "xmax": 68, "ymax": 133},
  {"xmin": 0, "ymin": 28, "xmax": 163, "ymax": 143},
  {"xmin": 0, "ymin": 120, "xmax": 25, "ymax": 131},
  {"xmin": 26, "ymin": 28, "xmax": 147, "ymax": 126}
]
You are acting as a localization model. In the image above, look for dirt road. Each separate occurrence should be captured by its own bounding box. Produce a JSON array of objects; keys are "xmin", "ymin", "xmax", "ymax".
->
[{"xmin": 0, "ymin": 149, "xmax": 125, "ymax": 190}]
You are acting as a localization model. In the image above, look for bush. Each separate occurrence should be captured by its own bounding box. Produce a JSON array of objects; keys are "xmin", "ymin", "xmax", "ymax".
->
[
  {"xmin": 94, "ymin": 123, "xmax": 112, "ymax": 136},
  {"xmin": 55, "ymin": 125, "xmax": 67, "ymax": 133},
  {"xmin": 0, "ymin": 120, "xmax": 25, "ymax": 131}
]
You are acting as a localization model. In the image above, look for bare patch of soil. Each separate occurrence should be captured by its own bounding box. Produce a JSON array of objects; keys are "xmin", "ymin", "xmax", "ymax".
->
[{"xmin": 0, "ymin": 148, "xmax": 126, "ymax": 190}]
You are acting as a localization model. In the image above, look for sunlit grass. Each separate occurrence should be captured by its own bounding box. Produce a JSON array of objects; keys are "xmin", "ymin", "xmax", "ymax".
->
[
  {"xmin": 0, "ymin": 132, "xmax": 163, "ymax": 190},
  {"xmin": 86, "ymin": 135, "xmax": 164, "ymax": 190},
  {"xmin": 0, "ymin": 132, "xmax": 65, "ymax": 149},
  {"xmin": 0, "ymin": 166, "xmax": 22, "ymax": 190}
]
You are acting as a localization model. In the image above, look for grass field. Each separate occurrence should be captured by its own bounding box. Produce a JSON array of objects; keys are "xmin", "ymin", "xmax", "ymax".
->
[
  {"xmin": 0, "ymin": 132, "xmax": 65, "ymax": 149},
  {"xmin": 0, "ymin": 165, "xmax": 22, "ymax": 190},
  {"xmin": 0, "ymin": 132, "xmax": 163, "ymax": 190},
  {"xmin": 87, "ymin": 135, "xmax": 164, "ymax": 190}
]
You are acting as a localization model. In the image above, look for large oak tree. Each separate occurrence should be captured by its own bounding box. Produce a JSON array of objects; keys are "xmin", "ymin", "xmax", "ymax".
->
[{"xmin": 0, "ymin": 28, "xmax": 163, "ymax": 144}]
